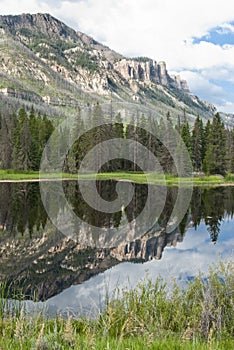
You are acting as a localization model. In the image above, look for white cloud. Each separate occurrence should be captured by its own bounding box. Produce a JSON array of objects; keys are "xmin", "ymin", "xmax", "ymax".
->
[
  {"xmin": 1, "ymin": 0, "xmax": 234, "ymax": 66},
  {"xmin": 50, "ymin": 0, "xmax": 234, "ymax": 69},
  {"xmin": 216, "ymin": 101, "xmax": 234, "ymax": 114},
  {"xmin": 178, "ymin": 70, "xmax": 234, "ymax": 112},
  {"xmin": 201, "ymin": 65, "xmax": 234, "ymax": 83},
  {"xmin": 216, "ymin": 23, "xmax": 234, "ymax": 35},
  {"xmin": 178, "ymin": 70, "xmax": 226, "ymax": 103},
  {"xmin": 0, "ymin": 0, "xmax": 50, "ymax": 14}
]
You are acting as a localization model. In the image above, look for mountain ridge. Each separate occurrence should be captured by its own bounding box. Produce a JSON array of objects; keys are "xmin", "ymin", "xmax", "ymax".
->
[{"xmin": 0, "ymin": 12, "xmax": 226, "ymax": 123}]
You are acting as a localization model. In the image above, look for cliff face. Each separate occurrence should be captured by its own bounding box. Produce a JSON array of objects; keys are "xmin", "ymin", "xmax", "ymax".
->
[{"xmin": 114, "ymin": 59, "xmax": 189, "ymax": 91}]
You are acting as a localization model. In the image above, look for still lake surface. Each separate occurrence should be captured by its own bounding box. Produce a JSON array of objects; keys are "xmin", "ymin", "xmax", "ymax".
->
[{"xmin": 0, "ymin": 181, "xmax": 233, "ymax": 317}]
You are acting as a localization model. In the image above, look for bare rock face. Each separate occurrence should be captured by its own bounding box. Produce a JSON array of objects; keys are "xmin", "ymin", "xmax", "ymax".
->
[
  {"xmin": 171, "ymin": 74, "xmax": 190, "ymax": 92},
  {"xmin": 114, "ymin": 59, "xmax": 159, "ymax": 84},
  {"xmin": 114, "ymin": 59, "xmax": 189, "ymax": 92},
  {"xmin": 157, "ymin": 61, "xmax": 169, "ymax": 85}
]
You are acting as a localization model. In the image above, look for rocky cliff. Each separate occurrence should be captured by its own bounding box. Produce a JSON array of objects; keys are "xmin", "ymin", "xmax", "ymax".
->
[{"xmin": 114, "ymin": 59, "xmax": 189, "ymax": 92}]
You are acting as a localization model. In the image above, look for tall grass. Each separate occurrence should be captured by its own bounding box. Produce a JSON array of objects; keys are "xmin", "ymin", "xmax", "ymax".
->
[
  {"xmin": 225, "ymin": 173, "xmax": 234, "ymax": 182},
  {"xmin": 0, "ymin": 262, "xmax": 233, "ymax": 349}
]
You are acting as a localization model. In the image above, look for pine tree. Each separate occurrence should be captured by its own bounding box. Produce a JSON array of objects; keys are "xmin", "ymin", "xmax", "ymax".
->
[
  {"xmin": 192, "ymin": 116, "xmax": 203, "ymax": 172},
  {"xmin": 160, "ymin": 114, "xmax": 178, "ymax": 174},
  {"xmin": 111, "ymin": 112, "xmax": 124, "ymax": 171},
  {"xmin": 66, "ymin": 109, "xmax": 85, "ymax": 173},
  {"xmin": 13, "ymin": 107, "xmax": 32, "ymax": 170},
  {"xmin": 225, "ymin": 128, "xmax": 234, "ymax": 173},
  {"xmin": 0, "ymin": 113, "xmax": 15, "ymax": 169},
  {"xmin": 203, "ymin": 113, "xmax": 226, "ymax": 175},
  {"xmin": 125, "ymin": 116, "xmax": 137, "ymax": 171},
  {"xmin": 29, "ymin": 107, "xmax": 40, "ymax": 170},
  {"xmin": 181, "ymin": 122, "xmax": 192, "ymax": 157}
]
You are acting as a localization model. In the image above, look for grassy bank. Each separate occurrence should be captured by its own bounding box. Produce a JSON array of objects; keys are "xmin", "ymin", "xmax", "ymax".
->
[
  {"xmin": 0, "ymin": 169, "xmax": 234, "ymax": 185},
  {"xmin": 0, "ymin": 262, "xmax": 233, "ymax": 349}
]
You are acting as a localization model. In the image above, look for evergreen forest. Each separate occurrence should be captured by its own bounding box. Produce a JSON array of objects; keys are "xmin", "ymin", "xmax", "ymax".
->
[{"xmin": 0, "ymin": 104, "xmax": 233, "ymax": 176}]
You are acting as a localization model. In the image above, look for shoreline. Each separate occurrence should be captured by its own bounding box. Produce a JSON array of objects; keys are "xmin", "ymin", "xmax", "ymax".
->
[
  {"xmin": 0, "ymin": 170, "xmax": 234, "ymax": 185},
  {"xmin": 1, "ymin": 177, "xmax": 234, "ymax": 186}
]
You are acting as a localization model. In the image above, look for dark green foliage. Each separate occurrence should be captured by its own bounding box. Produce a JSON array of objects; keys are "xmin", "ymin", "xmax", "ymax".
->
[
  {"xmin": 0, "ymin": 104, "xmax": 232, "ymax": 175},
  {"xmin": 18, "ymin": 27, "xmax": 32, "ymax": 37},
  {"xmin": 0, "ymin": 106, "xmax": 53, "ymax": 171},
  {"xmin": 181, "ymin": 122, "xmax": 192, "ymax": 157},
  {"xmin": 0, "ymin": 112, "xmax": 17, "ymax": 169},
  {"xmin": 192, "ymin": 116, "xmax": 204, "ymax": 171},
  {"xmin": 64, "ymin": 108, "xmax": 232, "ymax": 176},
  {"xmin": 203, "ymin": 113, "xmax": 226, "ymax": 175}
]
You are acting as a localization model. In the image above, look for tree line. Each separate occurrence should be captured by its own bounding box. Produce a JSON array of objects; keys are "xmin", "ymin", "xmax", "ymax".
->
[
  {"xmin": 0, "ymin": 104, "xmax": 233, "ymax": 175},
  {"xmin": 64, "ymin": 105, "xmax": 233, "ymax": 176}
]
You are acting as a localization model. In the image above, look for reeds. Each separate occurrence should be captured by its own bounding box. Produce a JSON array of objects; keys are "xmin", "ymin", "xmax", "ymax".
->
[{"xmin": 0, "ymin": 261, "xmax": 233, "ymax": 349}]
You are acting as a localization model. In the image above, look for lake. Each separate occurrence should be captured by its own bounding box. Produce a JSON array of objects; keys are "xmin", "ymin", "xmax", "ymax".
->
[{"xmin": 0, "ymin": 181, "xmax": 233, "ymax": 317}]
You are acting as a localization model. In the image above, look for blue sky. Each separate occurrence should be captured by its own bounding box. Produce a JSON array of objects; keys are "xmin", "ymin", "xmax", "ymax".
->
[
  {"xmin": 180, "ymin": 22, "xmax": 234, "ymax": 112},
  {"xmin": 193, "ymin": 23, "xmax": 234, "ymax": 46},
  {"xmin": 1, "ymin": 0, "xmax": 234, "ymax": 113}
]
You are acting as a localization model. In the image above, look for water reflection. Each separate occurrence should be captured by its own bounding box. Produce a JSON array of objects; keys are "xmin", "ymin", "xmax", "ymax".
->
[{"xmin": 0, "ymin": 181, "xmax": 233, "ymax": 302}]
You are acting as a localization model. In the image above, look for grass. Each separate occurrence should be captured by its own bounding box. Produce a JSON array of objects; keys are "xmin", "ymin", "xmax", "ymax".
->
[
  {"xmin": 0, "ymin": 169, "xmax": 233, "ymax": 186},
  {"xmin": 0, "ymin": 261, "xmax": 233, "ymax": 349}
]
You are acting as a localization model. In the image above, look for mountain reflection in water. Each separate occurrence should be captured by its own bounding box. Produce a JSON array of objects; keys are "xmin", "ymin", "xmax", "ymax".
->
[{"xmin": 0, "ymin": 181, "xmax": 233, "ymax": 302}]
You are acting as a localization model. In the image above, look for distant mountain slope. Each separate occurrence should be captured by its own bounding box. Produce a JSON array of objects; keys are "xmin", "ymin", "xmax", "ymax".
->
[{"xmin": 0, "ymin": 13, "xmax": 221, "ymax": 122}]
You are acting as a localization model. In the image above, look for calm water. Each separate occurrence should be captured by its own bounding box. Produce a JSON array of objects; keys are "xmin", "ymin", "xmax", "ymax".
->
[{"xmin": 0, "ymin": 181, "xmax": 233, "ymax": 316}]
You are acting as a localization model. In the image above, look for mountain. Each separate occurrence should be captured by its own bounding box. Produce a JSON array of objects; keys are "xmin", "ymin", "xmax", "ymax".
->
[{"xmin": 0, "ymin": 13, "xmax": 219, "ymax": 122}]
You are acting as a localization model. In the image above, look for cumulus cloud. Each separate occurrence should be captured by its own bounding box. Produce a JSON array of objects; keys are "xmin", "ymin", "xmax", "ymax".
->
[
  {"xmin": 1, "ymin": 0, "xmax": 234, "ymax": 112},
  {"xmin": 179, "ymin": 70, "xmax": 226, "ymax": 103},
  {"xmin": 0, "ymin": 0, "xmax": 49, "ymax": 14},
  {"xmin": 200, "ymin": 65, "xmax": 234, "ymax": 84},
  {"xmin": 216, "ymin": 101, "xmax": 234, "ymax": 114},
  {"xmin": 1, "ymin": 0, "xmax": 234, "ymax": 65},
  {"xmin": 179, "ymin": 69, "xmax": 234, "ymax": 112}
]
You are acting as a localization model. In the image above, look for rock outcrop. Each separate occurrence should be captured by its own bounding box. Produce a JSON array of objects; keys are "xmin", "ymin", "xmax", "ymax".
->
[{"xmin": 114, "ymin": 59, "xmax": 189, "ymax": 91}]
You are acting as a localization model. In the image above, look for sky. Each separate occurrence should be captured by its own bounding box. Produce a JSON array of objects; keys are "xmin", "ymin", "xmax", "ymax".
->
[{"xmin": 1, "ymin": 0, "xmax": 234, "ymax": 113}]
